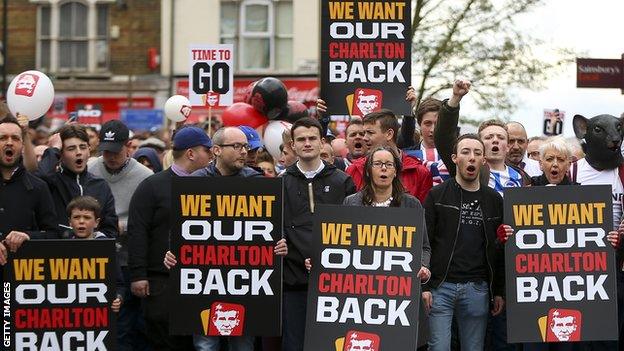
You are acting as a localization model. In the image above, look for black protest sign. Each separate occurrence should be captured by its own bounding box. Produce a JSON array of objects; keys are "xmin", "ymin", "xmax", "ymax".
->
[
  {"xmin": 2, "ymin": 239, "xmax": 117, "ymax": 350},
  {"xmin": 169, "ymin": 177, "xmax": 283, "ymax": 336},
  {"xmin": 320, "ymin": 0, "xmax": 411, "ymax": 116},
  {"xmin": 304, "ymin": 205, "xmax": 423, "ymax": 351},
  {"xmin": 504, "ymin": 185, "xmax": 618, "ymax": 343}
]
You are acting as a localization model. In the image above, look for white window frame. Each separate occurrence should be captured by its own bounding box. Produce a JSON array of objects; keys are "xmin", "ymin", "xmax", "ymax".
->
[
  {"xmin": 239, "ymin": 0, "xmax": 274, "ymax": 72},
  {"xmin": 31, "ymin": 0, "xmax": 114, "ymax": 74}
]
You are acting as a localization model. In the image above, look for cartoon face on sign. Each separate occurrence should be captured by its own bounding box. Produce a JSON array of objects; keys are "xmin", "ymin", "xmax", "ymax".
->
[
  {"xmin": 180, "ymin": 105, "xmax": 192, "ymax": 118},
  {"xmin": 546, "ymin": 309, "xmax": 581, "ymax": 342},
  {"xmin": 206, "ymin": 91, "xmax": 220, "ymax": 107},
  {"xmin": 352, "ymin": 88, "xmax": 382, "ymax": 116},
  {"xmin": 343, "ymin": 331, "xmax": 380, "ymax": 351},
  {"xmin": 14, "ymin": 73, "xmax": 39, "ymax": 97},
  {"xmin": 207, "ymin": 302, "xmax": 245, "ymax": 336}
]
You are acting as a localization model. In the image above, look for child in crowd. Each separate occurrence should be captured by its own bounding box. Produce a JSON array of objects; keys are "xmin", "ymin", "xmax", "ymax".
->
[{"xmin": 67, "ymin": 196, "xmax": 124, "ymax": 312}]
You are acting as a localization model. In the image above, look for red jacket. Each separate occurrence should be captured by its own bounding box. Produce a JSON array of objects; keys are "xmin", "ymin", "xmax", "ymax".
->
[{"xmin": 346, "ymin": 152, "xmax": 433, "ymax": 204}]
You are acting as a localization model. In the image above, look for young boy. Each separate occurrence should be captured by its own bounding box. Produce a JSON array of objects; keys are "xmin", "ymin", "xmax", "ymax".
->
[{"xmin": 67, "ymin": 196, "xmax": 124, "ymax": 312}]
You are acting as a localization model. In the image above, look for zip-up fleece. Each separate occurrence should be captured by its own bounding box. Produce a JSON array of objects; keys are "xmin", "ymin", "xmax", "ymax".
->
[
  {"xmin": 34, "ymin": 147, "xmax": 119, "ymax": 238},
  {"xmin": 282, "ymin": 162, "xmax": 356, "ymax": 289},
  {"xmin": 423, "ymin": 178, "xmax": 505, "ymax": 297}
]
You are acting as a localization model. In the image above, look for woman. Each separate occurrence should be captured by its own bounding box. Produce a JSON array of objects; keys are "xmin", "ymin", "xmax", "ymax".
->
[
  {"xmin": 530, "ymin": 137, "xmax": 575, "ymax": 186},
  {"xmin": 307, "ymin": 146, "xmax": 431, "ymax": 276},
  {"xmin": 514, "ymin": 137, "xmax": 620, "ymax": 351},
  {"xmin": 344, "ymin": 146, "xmax": 431, "ymax": 276}
]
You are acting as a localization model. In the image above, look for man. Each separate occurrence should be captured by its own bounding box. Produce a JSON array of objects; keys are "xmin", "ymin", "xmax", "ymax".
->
[
  {"xmin": 435, "ymin": 80, "xmax": 530, "ymax": 198},
  {"xmin": 128, "ymin": 126, "xmax": 212, "ymax": 350},
  {"xmin": 403, "ymin": 97, "xmax": 450, "ymax": 186},
  {"xmin": 191, "ymin": 127, "xmax": 265, "ymax": 351},
  {"xmin": 85, "ymin": 126, "xmax": 100, "ymax": 158},
  {"xmin": 347, "ymin": 109, "xmax": 432, "ymax": 203},
  {"xmin": 506, "ymin": 121, "xmax": 542, "ymax": 177},
  {"xmin": 87, "ymin": 120, "xmax": 153, "ymax": 351},
  {"xmin": 423, "ymin": 134, "xmax": 508, "ymax": 351},
  {"xmin": 238, "ymin": 125, "xmax": 263, "ymax": 168},
  {"xmin": 282, "ymin": 117, "xmax": 356, "ymax": 351},
  {"xmin": 35, "ymin": 124, "xmax": 118, "ymax": 237},
  {"xmin": 0, "ymin": 117, "xmax": 58, "ymax": 264},
  {"xmin": 320, "ymin": 143, "xmax": 335, "ymax": 165},
  {"xmin": 342, "ymin": 118, "xmax": 368, "ymax": 168},
  {"xmin": 278, "ymin": 129, "xmax": 297, "ymax": 171},
  {"xmin": 527, "ymin": 136, "xmax": 546, "ymax": 161}
]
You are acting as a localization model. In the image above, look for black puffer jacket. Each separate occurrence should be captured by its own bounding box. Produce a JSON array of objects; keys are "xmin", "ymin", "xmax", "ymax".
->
[
  {"xmin": 191, "ymin": 162, "xmax": 263, "ymax": 178},
  {"xmin": 0, "ymin": 165, "xmax": 59, "ymax": 239},
  {"xmin": 35, "ymin": 148, "xmax": 118, "ymax": 238},
  {"xmin": 423, "ymin": 178, "xmax": 505, "ymax": 297},
  {"xmin": 282, "ymin": 162, "xmax": 356, "ymax": 289}
]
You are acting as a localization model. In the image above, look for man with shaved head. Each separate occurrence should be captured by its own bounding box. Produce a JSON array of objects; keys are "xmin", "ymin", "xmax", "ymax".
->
[{"xmin": 505, "ymin": 121, "xmax": 541, "ymax": 177}]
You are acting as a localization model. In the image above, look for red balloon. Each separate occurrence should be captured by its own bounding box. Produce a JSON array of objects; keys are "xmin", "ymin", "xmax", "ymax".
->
[{"xmin": 221, "ymin": 102, "xmax": 268, "ymax": 128}]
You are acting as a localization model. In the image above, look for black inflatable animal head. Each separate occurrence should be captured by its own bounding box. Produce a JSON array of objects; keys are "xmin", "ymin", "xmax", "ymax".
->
[{"xmin": 573, "ymin": 114, "xmax": 624, "ymax": 170}]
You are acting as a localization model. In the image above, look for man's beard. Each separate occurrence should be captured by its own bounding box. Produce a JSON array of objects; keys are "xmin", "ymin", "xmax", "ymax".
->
[{"xmin": 0, "ymin": 156, "xmax": 19, "ymax": 170}]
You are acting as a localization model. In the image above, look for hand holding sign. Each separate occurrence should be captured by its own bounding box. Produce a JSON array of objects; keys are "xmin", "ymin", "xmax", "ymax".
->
[{"xmin": 7, "ymin": 70, "xmax": 54, "ymax": 121}]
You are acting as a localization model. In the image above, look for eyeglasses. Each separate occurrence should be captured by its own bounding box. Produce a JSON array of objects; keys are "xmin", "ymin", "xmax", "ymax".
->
[
  {"xmin": 219, "ymin": 143, "xmax": 250, "ymax": 151},
  {"xmin": 372, "ymin": 161, "xmax": 395, "ymax": 169}
]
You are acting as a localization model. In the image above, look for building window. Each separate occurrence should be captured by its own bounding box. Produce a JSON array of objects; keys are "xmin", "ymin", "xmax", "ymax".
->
[
  {"xmin": 220, "ymin": 0, "xmax": 293, "ymax": 72},
  {"xmin": 36, "ymin": 0, "xmax": 112, "ymax": 74}
]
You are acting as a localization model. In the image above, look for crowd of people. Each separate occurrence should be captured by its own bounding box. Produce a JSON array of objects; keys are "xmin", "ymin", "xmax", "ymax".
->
[{"xmin": 1, "ymin": 79, "xmax": 623, "ymax": 351}]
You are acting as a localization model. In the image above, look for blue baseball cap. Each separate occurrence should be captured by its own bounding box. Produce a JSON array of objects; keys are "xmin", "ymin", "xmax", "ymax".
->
[
  {"xmin": 239, "ymin": 125, "xmax": 263, "ymax": 150},
  {"xmin": 172, "ymin": 126, "xmax": 213, "ymax": 150}
]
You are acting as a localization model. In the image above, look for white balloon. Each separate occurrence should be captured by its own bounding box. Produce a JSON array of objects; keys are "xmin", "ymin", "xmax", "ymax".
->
[
  {"xmin": 263, "ymin": 120, "xmax": 292, "ymax": 159},
  {"xmin": 7, "ymin": 70, "xmax": 55, "ymax": 121},
  {"xmin": 164, "ymin": 95, "xmax": 191, "ymax": 122}
]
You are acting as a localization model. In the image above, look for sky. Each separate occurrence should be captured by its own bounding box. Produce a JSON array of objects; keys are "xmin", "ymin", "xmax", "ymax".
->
[{"xmin": 458, "ymin": 0, "xmax": 624, "ymax": 138}]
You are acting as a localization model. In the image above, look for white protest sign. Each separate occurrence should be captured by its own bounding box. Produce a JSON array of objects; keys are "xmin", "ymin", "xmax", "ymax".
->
[{"xmin": 188, "ymin": 44, "xmax": 234, "ymax": 107}]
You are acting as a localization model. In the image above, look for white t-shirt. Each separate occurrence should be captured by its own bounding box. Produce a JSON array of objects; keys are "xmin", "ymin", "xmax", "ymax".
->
[
  {"xmin": 575, "ymin": 158, "xmax": 623, "ymax": 230},
  {"xmin": 521, "ymin": 155, "xmax": 542, "ymax": 177},
  {"xmin": 488, "ymin": 166, "xmax": 523, "ymax": 198}
]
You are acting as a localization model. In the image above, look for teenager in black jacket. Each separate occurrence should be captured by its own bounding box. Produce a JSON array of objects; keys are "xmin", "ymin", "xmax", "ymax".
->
[
  {"xmin": 35, "ymin": 124, "xmax": 118, "ymax": 238},
  {"xmin": 423, "ymin": 134, "xmax": 511, "ymax": 351},
  {"xmin": 281, "ymin": 117, "xmax": 356, "ymax": 351}
]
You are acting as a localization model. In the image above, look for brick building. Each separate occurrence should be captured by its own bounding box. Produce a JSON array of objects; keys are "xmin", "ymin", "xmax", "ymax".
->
[
  {"xmin": 0, "ymin": 0, "xmax": 322, "ymax": 127},
  {"xmin": 0, "ymin": 0, "xmax": 166, "ymax": 124}
]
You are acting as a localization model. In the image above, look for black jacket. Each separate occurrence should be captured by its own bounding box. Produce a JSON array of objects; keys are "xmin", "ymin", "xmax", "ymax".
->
[
  {"xmin": 282, "ymin": 162, "xmax": 356, "ymax": 288},
  {"xmin": 530, "ymin": 174, "xmax": 576, "ymax": 186},
  {"xmin": 423, "ymin": 178, "xmax": 505, "ymax": 297},
  {"xmin": 0, "ymin": 165, "xmax": 59, "ymax": 239},
  {"xmin": 127, "ymin": 168, "xmax": 176, "ymax": 281},
  {"xmin": 35, "ymin": 148, "xmax": 118, "ymax": 238},
  {"xmin": 191, "ymin": 162, "xmax": 263, "ymax": 178}
]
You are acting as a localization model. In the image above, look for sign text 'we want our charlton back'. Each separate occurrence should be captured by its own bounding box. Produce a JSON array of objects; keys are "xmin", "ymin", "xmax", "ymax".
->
[
  {"xmin": 169, "ymin": 177, "xmax": 283, "ymax": 337},
  {"xmin": 504, "ymin": 185, "xmax": 618, "ymax": 343}
]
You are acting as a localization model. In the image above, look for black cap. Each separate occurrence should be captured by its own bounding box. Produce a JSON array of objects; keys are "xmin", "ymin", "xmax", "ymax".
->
[{"xmin": 98, "ymin": 120, "xmax": 130, "ymax": 153}]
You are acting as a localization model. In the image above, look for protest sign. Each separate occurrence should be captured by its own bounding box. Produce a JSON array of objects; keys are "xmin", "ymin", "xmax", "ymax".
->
[
  {"xmin": 320, "ymin": 0, "xmax": 411, "ymax": 116},
  {"xmin": 169, "ymin": 177, "xmax": 283, "ymax": 336},
  {"xmin": 188, "ymin": 44, "xmax": 234, "ymax": 107},
  {"xmin": 2, "ymin": 239, "xmax": 117, "ymax": 350},
  {"xmin": 304, "ymin": 205, "xmax": 423, "ymax": 351},
  {"xmin": 504, "ymin": 185, "xmax": 618, "ymax": 343},
  {"xmin": 543, "ymin": 109, "xmax": 564, "ymax": 136}
]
